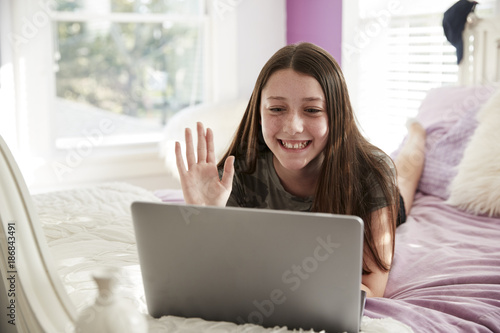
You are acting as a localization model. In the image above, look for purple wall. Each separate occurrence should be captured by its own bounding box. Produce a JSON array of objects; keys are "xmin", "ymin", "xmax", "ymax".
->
[{"xmin": 286, "ymin": 0, "xmax": 342, "ymax": 65}]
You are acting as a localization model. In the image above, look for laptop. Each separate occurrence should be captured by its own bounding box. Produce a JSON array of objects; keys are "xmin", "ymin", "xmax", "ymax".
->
[{"xmin": 131, "ymin": 201, "xmax": 365, "ymax": 333}]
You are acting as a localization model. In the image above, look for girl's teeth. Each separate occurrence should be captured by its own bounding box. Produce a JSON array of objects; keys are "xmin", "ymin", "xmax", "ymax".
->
[{"xmin": 281, "ymin": 140, "xmax": 309, "ymax": 149}]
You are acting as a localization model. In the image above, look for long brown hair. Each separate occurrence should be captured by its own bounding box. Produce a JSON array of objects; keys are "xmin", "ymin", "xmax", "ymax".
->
[{"xmin": 218, "ymin": 42, "xmax": 399, "ymax": 274}]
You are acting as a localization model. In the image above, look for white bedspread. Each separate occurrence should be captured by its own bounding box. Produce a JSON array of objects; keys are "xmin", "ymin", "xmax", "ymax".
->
[{"xmin": 33, "ymin": 182, "xmax": 413, "ymax": 333}]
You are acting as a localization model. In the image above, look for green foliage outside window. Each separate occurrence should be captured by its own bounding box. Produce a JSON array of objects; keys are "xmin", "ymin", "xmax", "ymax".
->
[{"xmin": 55, "ymin": 0, "xmax": 204, "ymax": 127}]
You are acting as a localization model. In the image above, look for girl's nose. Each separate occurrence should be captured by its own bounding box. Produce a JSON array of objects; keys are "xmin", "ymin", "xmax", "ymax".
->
[{"xmin": 283, "ymin": 111, "xmax": 304, "ymax": 135}]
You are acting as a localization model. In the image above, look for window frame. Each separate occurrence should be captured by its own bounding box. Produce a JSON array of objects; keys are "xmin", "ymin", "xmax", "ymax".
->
[{"xmin": 51, "ymin": 4, "xmax": 210, "ymax": 147}]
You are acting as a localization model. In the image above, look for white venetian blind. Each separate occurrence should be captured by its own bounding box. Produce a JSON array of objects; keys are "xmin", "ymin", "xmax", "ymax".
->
[{"xmin": 385, "ymin": 14, "xmax": 458, "ymax": 121}]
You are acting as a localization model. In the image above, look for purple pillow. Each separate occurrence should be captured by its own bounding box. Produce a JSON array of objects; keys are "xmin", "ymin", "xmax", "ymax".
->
[
  {"xmin": 392, "ymin": 85, "xmax": 496, "ymax": 200},
  {"xmin": 418, "ymin": 107, "xmax": 477, "ymax": 199}
]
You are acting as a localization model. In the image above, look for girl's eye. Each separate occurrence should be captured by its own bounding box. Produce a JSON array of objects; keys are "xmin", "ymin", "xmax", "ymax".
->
[
  {"xmin": 270, "ymin": 107, "xmax": 285, "ymax": 112},
  {"xmin": 305, "ymin": 108, "xmax": 321, "ymax": 113}
]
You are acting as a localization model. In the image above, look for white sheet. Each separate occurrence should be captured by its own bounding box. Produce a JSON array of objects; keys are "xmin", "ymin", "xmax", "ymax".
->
[{"xmin": 33, "ymin": 182, "xmax": 413, "ymax": 333}]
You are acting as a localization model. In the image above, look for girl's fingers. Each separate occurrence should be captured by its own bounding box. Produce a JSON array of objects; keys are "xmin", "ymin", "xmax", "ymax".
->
[
  {"xmin": 220, "ymin": 156, "xmax": 235, "ymax": 190},
  {"xmin": 175, "ymin": 141, "xmax": 187, "ymax": 175},
  {"xmin": 185, "ymin": 128, "xmax": 196, "ymax": 168},
  {"xmin": 206, "ymin": 127, "xmax": 216, "ymax": 164},
  {"xmin": 197, "ymin": 122, "xmax": 207, "ymax": 163}
]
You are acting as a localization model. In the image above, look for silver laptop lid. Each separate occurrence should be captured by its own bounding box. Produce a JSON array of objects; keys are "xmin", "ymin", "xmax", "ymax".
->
[{"xmin": 132, "ymin": 202, "xmax": 363, "ymax": 333}]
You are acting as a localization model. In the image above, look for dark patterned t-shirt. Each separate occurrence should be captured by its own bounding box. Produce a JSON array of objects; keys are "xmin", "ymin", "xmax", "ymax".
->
[{"xmin": 224, "ymin": 150, "xmax": 395, "ymax": 212}]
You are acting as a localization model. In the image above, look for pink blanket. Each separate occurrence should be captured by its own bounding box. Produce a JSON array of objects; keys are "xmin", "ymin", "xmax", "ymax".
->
[{"xmin": 365, "ymin": 193, "xmax": 500, "ymax": 332}]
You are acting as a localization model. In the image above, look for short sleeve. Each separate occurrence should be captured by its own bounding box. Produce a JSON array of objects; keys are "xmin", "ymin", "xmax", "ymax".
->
[{"xmin": 365, "ymin": 153, "xmax": 397, "ymax": 212}]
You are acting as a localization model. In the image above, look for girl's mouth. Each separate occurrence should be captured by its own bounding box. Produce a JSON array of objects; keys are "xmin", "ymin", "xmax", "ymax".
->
[{"xmin": 279, "ymin": 140, "xmax": 311, "ymax": 149}]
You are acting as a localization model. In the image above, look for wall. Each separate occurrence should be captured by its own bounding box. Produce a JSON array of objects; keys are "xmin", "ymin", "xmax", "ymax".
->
[
  {"xmin": 236, "ymin": 0, "xmax": 287, "ymax": 99},
  {"xmin": 286, "ymin": 0, "xmax": 343, "ymax": 65}
]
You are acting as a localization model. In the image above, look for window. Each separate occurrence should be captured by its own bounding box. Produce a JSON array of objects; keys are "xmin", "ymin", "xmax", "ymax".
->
[
  {"xmin": 347, "ymin": 0, "xmax": 497, "ymax": 154},
  {"xmin": 52, "ymin": 0, "xmax": 208, "ymax": 147}
]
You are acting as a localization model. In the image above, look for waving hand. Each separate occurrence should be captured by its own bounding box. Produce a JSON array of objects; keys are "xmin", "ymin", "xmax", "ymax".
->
[{"xmin": 175, "ymin": 122, "xmax": 235, "ymax": 206}]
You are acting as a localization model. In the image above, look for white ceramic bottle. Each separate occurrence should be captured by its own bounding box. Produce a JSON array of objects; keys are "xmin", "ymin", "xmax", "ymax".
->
[{"xmin": 75, "ymin": 268, "xmax": 148, "ymax": 333}]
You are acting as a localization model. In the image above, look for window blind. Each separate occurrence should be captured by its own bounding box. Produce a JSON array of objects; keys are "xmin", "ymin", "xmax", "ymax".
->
[{"xmin": 385, "ymin": 14, "xmax": 458, "ymax": 118}]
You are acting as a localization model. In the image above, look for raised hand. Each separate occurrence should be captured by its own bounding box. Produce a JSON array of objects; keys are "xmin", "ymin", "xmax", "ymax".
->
[{"xmin": 175, "ymin": 122, "xmax": 235, "ymax": 206}]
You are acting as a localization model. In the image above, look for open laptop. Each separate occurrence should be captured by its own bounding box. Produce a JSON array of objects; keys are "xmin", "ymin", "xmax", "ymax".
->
[{"xmin": 131, "ymin": 201, "xmax": 365, "ymax": 333}]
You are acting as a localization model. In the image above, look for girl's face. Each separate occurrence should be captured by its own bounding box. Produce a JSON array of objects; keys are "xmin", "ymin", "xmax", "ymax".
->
[{"xmin": 260, "ymin": 69, "xmax": 329, "ymax": 174}]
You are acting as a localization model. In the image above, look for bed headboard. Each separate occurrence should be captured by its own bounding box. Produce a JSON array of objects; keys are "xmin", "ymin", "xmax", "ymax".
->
[{"xmin": 459, "ymin": 14, "xmax": 500, "ymax": 85}]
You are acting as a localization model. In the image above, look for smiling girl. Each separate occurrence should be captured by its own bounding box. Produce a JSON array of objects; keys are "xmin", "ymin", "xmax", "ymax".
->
[{"xmin": 175, "ymin": 42, "xmax": 425, "ymax": 297}]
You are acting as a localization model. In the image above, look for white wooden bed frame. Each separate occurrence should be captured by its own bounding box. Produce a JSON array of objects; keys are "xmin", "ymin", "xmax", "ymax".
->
[
  {"xmin": 0, "ymin": 14, "xmax": 499, "ymax": 333},
  {"xmin": 459, "ymin": 13, "xmax": 500, "ymax": 85}
]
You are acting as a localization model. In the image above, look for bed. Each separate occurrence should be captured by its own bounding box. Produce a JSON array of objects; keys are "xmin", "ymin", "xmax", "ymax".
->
[{"xmin": 1, "ymin": 13, "xmax": 500, "ymax": 333}]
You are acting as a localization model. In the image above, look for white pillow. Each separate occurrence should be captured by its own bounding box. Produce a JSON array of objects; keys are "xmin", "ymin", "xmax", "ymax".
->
[{"xmin": 447, "ymin": 87, "xmax": 500, "ymax": 216}]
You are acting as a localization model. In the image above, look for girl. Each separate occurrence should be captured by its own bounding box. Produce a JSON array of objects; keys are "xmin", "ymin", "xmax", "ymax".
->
[{"xmin": 175, "ymin": 42, "xmax": 426, "ymax": 297}]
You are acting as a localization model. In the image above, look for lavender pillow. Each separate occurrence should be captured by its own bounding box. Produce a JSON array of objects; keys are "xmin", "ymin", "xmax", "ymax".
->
[
  {"xmin": 417, "ymin": 107, "xmax": 478, "ymax": 199},
  {"xmin": 392, "ymin": 85, "xmax": 496, "ymax": 200}
]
